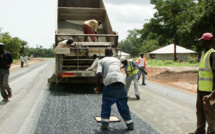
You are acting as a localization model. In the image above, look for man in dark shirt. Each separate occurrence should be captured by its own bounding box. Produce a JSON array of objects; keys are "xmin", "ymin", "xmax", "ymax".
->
[{"xmin": 0, "ymin": 43, "xmax": 13, "ymax": 102}]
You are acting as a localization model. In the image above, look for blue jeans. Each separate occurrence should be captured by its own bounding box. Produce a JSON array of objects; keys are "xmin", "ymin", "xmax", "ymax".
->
[
  {"xmin": 101, "ymin": 84, "xmax": 133, "ymax": 127},
  {"xmin": 139, "ymin": 67, "xmax": 145, "ymax": 84}
]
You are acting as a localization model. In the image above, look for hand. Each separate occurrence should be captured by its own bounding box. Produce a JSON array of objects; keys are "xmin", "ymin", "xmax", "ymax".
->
[
  {"xmin": 94, "ymin": 87, "xmax": 99, "ymax": 94},
  {"xmin": 203, "ymin": 96, "xmax": 209, "ymax": 104}
]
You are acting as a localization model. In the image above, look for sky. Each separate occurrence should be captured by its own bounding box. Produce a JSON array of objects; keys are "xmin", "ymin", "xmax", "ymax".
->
[{"xmin": 0, "ymin": 0, "xmax": 156, "ymax": 48}]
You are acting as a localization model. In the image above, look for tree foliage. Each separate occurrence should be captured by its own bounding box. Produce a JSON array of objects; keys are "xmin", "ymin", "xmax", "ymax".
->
[
  {"xmin": 119, "ymin": 0, "xmax": 215, "ymax": 57},
  {"xmin": 0, "ymin": 31, "xmax": 54, "ymax": 59}
]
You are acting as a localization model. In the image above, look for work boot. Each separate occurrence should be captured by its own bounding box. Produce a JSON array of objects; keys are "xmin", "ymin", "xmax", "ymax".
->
[
  {"xmin": 8, "ymin": 92, "xmax": 12, "ymax": 98},
  {"xmin": 142, "ymin": 82, "xmax": 146, "ymax": 85},
  {"xmin": 135, "ymin": 94, "xmax": 140, "ymax": 100},
  {"xmin": 101, "ymin": 125, "xmax": 108, "ymax": 130},
  {"xmin": 2, "ymin": 98, "xmax": 8, "ymax": 102},
  {"xmin": 127, "ymin": 123, "xmax": 134, "ymax": 131}
]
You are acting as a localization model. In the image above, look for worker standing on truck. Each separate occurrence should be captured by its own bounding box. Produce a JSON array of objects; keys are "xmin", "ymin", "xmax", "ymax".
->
[
  {"xmin": 0, "ymin": 43, "xmax": 13, "ymax": 102},
  {"xmin": 120, "ymin": 56, "xmax": 147, "ymax": 100},
  {"xmin": 83, "ymin": 19, "xmax": 102, "ymax": 42},
  {"xmin": 136, "ymin": 53, "xmax": 147, "ymax": 85},
  {"xmin": 189, "ymin": 33, "xmax": 215, "ymax": 134},
  {"xmin": 95, "ymin": 48, "xmax": 134, "ymax": 131},
  {"xmin": 54, "ymin": 38, "xmax": 74, "ymax": 53}
]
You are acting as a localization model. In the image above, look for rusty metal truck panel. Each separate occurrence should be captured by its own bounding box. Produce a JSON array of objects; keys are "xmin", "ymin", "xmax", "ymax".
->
[{"xmin": 48, "ymin": 0, "xmax": 119, "ymax": 84}]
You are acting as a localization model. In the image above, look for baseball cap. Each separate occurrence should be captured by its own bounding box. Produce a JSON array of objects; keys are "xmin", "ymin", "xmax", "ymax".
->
[
  {"xmin": 0, "ymin": 43, "xmax": 4, "ymax": 46},
  {"xmin": 120, "ymin": 56, "xmax": 126, "ymax": 62},
  {"xmin": 199, "ymin": 32, "xmax": 214, "ymax": 41}
]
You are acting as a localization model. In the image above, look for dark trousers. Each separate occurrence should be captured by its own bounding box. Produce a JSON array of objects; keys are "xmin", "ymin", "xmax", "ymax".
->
[
  {"xmin": 83, "ymin": 23, "xmax": 95, "ymax": 42},
  {"xmin": 21, "ymin": 61, "xmax": 24, "ymax": 68},
  {"xmin": 0, "ymin": 69, "xmax": 11, "ymax": 99},
  {"xmin": 101, "ymin": 84, "xmax": 133, "ymax": 127},
  {"xmin": 195, "ymin": 92, "xmax": 215, "ymax": 134}
]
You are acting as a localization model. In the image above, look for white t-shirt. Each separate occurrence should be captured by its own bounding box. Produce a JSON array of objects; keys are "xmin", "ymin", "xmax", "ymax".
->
[{"xmin": 97, "ymin": 56, "xmax": 125, "ymax": 86}]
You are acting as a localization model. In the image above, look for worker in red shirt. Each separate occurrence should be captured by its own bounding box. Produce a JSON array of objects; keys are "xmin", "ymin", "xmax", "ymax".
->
[
  {"xmin": 83, "ymin": 19, "xmax": 102, "ymax": 42},
  {"xmin": 136, "ymin": 53, "xmax": 147, "ymax": 85}
]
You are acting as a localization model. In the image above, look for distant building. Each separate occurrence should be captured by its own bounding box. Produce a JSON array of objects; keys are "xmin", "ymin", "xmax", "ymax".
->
[
  {"xmin": 118, "ymin": 51, "xmax": 130, "ymax": 59},
  {"xmin": 149, "ymin": 44, "xmax": 196, "ymax": 61}
]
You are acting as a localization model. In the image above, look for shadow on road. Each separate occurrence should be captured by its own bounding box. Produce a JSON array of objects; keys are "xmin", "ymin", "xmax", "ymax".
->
[{"xmin": 48, "ymin": 83, "xmax": 98, "ymax": 95}]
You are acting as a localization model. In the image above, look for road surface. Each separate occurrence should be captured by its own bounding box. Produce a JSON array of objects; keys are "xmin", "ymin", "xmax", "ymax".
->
[{"xmin": 0, "ymin": 58, "xmax": 197, "ymax": 134}]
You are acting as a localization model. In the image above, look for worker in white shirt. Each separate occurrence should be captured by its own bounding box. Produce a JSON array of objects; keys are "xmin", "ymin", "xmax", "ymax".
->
[
  {"xmin": 54, "ymin": 38, "xmax": 74, "ymax": 53},
  {"xmin": 95, "ymin": 48, "xmax": 134, "ymax": 131},
  {"xmin": 20, "ymin": 54, "xmax": 24, "ymax": 68},
  {"xmin": 136, "ymin": 53, "xmax": 147, "ymax": 85},
  {"xmin": 83, "ymin": 19, "xmax": 102, "ymax": 42},
  {"xmin": 86, "ymin": 54, "xmax": 99, "ymax": 71}
]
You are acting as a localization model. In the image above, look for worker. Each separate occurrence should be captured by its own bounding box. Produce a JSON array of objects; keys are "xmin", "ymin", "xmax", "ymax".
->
[
  {"xmin": 54, "ymin": 38, "xmax": 74, "ymax": 53},
  {"xmin": 95, "ymin": 48, "xmax": 134, "ymax": 131},
  {"xmin": 120, "ymin": 56, "xmax": 147, "ymax": 100},
  {"xmin": 86, "ymin": 54, "xmax": 99, "ymax": 71},
  {"xmin": 24, "ymin": 55, "xmax": 29, "ymax": 67},
  {"xmin": 0, "ymin": 43, "xmax": 13, "ymax": 102},
  {"xmin": 189, "ymin": 32, "xmax": 215, "ymax": 134},
  {"xmin": 136, "ymin": 53, "xmax": 147, "ymax": 85},
  {"xmin": 83, "ymin": 19, "xmax": 102, "ymax": 42},
  {"xmin": 20, "ymin": 54, "xmax": 24, "ymax": 68}
]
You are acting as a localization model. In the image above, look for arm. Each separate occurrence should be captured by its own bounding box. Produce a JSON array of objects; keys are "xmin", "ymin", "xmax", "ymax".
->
[
  {"xmin": 94, "ymin": 60, "xmax": 102, "ymax": 93},
  {"xmin": 86, "ymin": 59, "xmax": 98, "ymax": 71},
  {"xmin": 133, "ymin": 61, "xmax": 147, "ymax": 75},
  {"xmin": 8, "ymin": 53, "xmax": 13, "ymax": 67}
]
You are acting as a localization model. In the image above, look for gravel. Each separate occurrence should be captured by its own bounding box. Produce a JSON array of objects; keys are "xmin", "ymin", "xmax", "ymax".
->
[{"xmin": 34, "ymin": 83, "xmax": 159, "ymax": 134}]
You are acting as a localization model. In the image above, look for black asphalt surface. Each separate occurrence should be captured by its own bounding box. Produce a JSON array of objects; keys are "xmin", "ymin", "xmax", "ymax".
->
[{"xmin": 34, "ymin": 83, "xmax": 159, "ymax": 134}]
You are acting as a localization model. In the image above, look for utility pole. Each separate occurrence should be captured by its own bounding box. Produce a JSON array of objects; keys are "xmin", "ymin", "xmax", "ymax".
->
[{"xmin": 171, "ymin": 0, "xmax": 178, "ymax": 61}]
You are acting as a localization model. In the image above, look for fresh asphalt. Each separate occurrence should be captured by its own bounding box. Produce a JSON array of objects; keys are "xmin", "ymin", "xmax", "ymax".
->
[
  {"xmin": 0, "ymin": 58, "xmax": 197, "ymax": 134},
  {"xmin": 34, "ymin": 83, "xmax": 159, "ymax": 134}
]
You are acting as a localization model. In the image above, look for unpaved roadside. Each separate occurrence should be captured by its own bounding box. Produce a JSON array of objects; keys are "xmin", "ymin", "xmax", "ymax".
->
[
  {"xmin": 146, "ymin": 67, "xmax": 198, "ymax": 94},
  {"xmin": 10, "ymin": 58, "xmax": 45, "ymax": 71}
]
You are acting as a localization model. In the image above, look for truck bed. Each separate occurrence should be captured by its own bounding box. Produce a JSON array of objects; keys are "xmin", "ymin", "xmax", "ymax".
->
[{"xmin": 58, "ymin": 20, "xmax": 107, "ymax": 42}]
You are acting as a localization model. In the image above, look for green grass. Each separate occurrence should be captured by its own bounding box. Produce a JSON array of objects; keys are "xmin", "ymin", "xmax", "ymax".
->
[
  {"xmin": 147, "ymin": 59, "xmax": 199, "ymax": 67},
  {"xmin": 131, "ymin": 57, "xmax": 199, "ymax": 67},
  {"xmin": 13, "ymin": 59, "xmax": 18, "ymax": 63}
]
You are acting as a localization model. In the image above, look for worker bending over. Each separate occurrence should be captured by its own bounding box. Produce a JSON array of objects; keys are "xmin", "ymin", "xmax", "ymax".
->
[
  {"xmin": 95, "ymin": 48, "xmax": 134, "ymax": 130},
  {"xmin": 120, "ymin": 56, "xmax": 147, "ymax": 100},
  {"xmin": 83, "ymin": 19, "xmax": 102, "ymax": 42}
]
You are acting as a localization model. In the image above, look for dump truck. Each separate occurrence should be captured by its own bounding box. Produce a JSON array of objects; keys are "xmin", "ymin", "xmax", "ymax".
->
[{"xmin": 48, "ymin": 0, "xmax": 119, "ymax": 84}]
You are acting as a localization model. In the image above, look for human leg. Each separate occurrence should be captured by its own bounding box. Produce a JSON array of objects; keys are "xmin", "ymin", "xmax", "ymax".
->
[
  {"xmin": 2, "ymin": 71, "xmax": 11, "ymax": 97},
  {"xmin": 141, "ymin": 68, "xmax": 146, "ymax": 85},
  {"xmin": 133, "ymin": 76, "xmax": 140, "ymax": 99},
  {"xmin": 101, "ymin": 95, "xmax": 116, "ymax": 128},
  {"xmin": 116, "ymin": 97, "xmax": 134, "ymax": 130},
  {"xmin": 204, "ymin": 98, "xmax": 215, "ymax": 134},
  {"xmin": 83, "ymin": 24, "xmax": 95, "ymax": 42},
  {"xmin": 83, "ymin": 24, "xmax": 88, "ymax": 42},
  {"xmin": 193, "ymin": 93, "xmax": 206, "ymax": 134},
  {"xmin": 125, "ymin": 77, "xmax": 132, "ymax": 93},
  {"xmin": 0, "ymin": 73, "xmax": 8, "ymax": 101}
]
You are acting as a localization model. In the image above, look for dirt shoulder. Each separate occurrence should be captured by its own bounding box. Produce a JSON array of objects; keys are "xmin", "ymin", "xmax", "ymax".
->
[
  {"xmin": 146, "ymin": 67, "xmax": 198, "ymax": 94},
  {"xmin": 10, "ymin": 58, "xmax": 45, "ymax": 71}
]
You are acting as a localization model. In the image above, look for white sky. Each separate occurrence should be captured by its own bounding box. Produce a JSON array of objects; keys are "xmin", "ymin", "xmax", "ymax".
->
[{"xmin": 0, "ymin": 0, "xmax": 155, "ymax": 48}]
